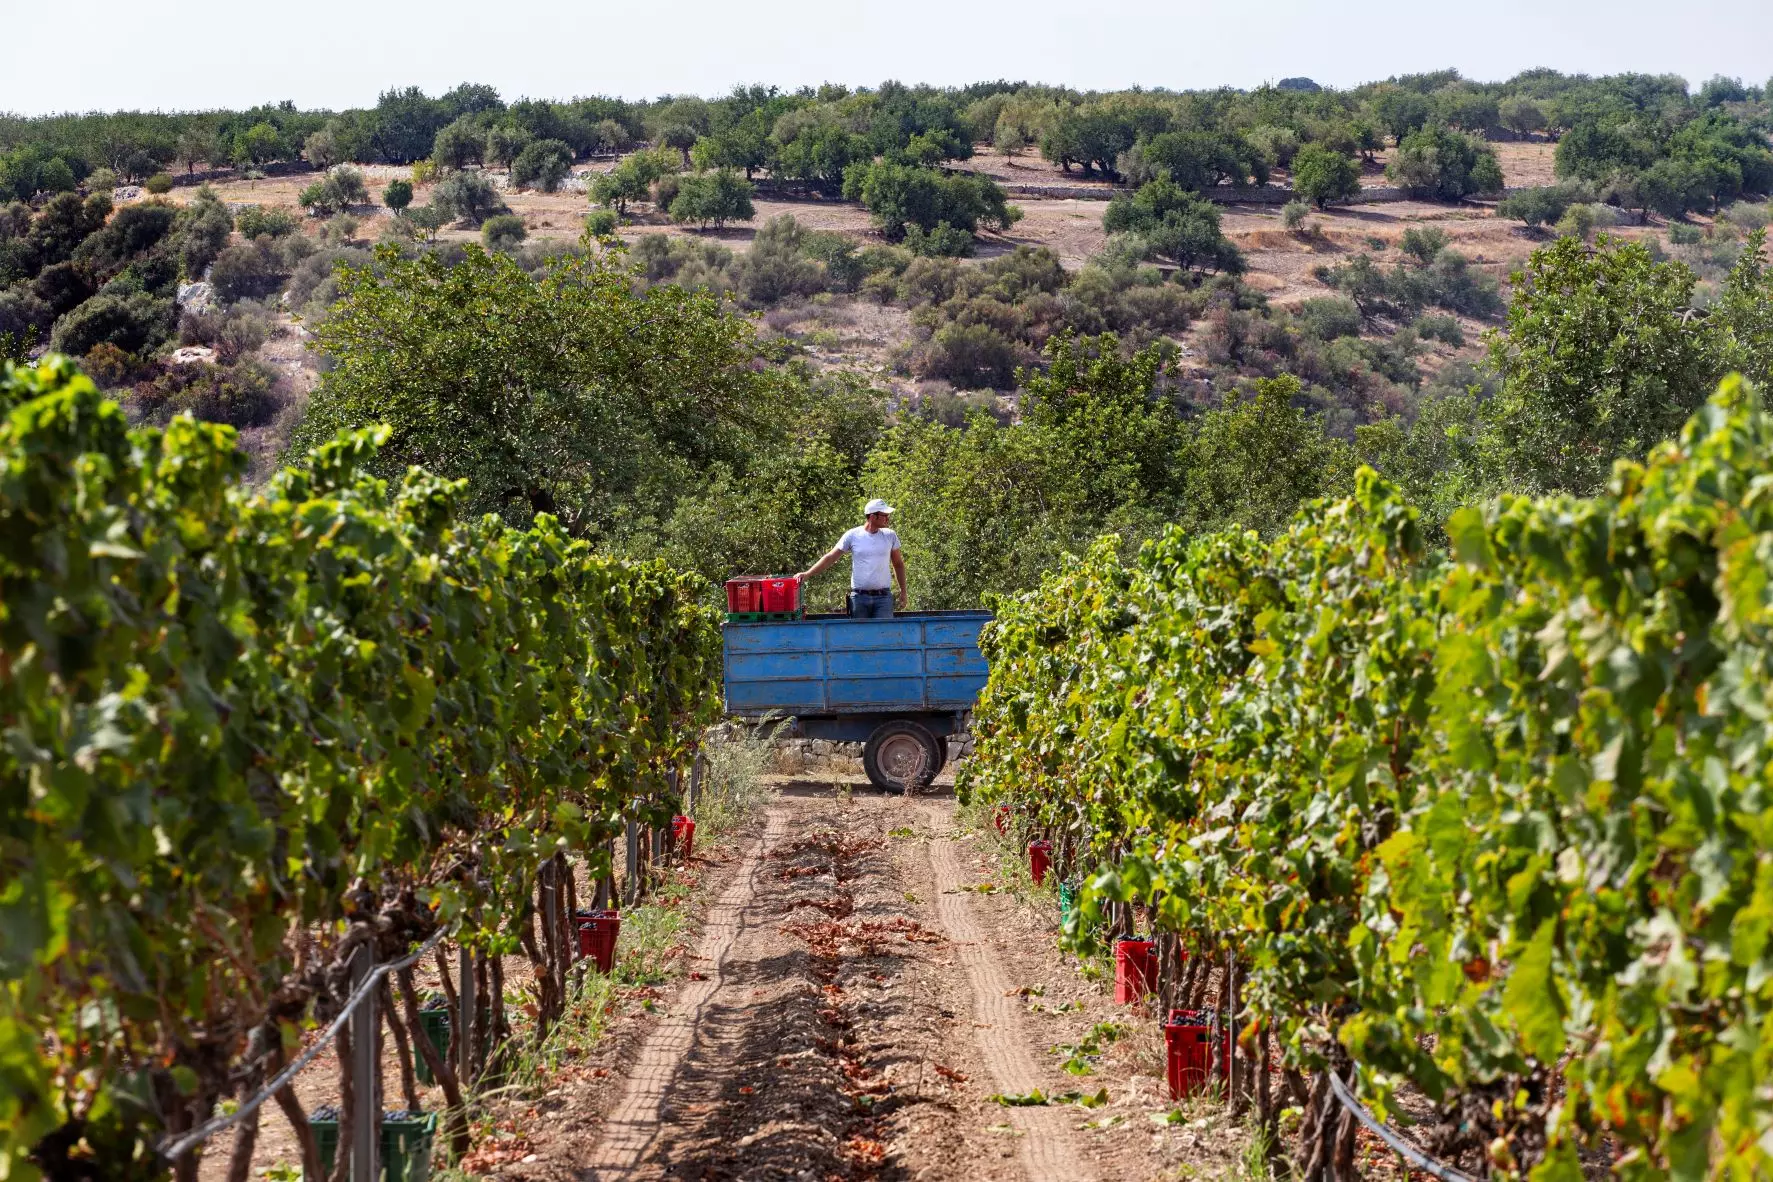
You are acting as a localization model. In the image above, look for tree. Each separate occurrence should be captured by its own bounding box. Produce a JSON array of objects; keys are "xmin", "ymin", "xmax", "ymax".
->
[
  {"xmin": 1370, "ymin": 88, "xmax": 1432, "ymax": 145},
  {"xmin": 1290, "ymin": 144, "xmax": 1362, "ymax": 208},
  {"xmin": 233, "ymin": 122, "xmax": 286, "ymax": 167},
  {"xmin": 842, "ymin": 161, "xmax": 1018, "ymax": 241},
  {"xmin": 481, "ymin": 213, "xmax": 528, "ymax": 250},
  {"xmin": 298, "ymin": 167, "xmax": 367, "ymax": 215},
  {"xmin": 1709, "ymin": 229, "xmax": 1773, "ymax": 388},
  {"xmin": 485, "ymin": 123, "xmax": 532, "ymax": 169},
  {"xmin": 1497, "ymin": 95, "xmax": 1547, "ymax": 139},
  {"xmin": 1179, "ymin": 374, "xmax": 1354, "ymax": 536},
  {"xmin": 590, "ymin": 149, "xmax": 671, "ymax": 213},
  {"xmin": 432, "ymin": 118, "xmax": 485, "ymax": 170},
  {"xmin": 431, "ymin": 170, "xmax": 507, "ymax": 225},
  {"xmin": 294, "ymin": 245, "xmax": 783, "ymax": 535},
  {"xmin": 1496, "ymin": 182, "xmax": 1590, "ymax": 229},
  {"xmin": 668, "ymin": 169, "xmax": 755, "ymax": 229},
  {"xmin": 510, "ymin": 139, "xmax": 573, "ymax": 192},
  {"xmin": 174, "ymin": 128, "xmax": 214, "ymax": 175},
  {"xmin": 1483, "ymin": 235, "xmax": 1722, "ymax": 495},
  {"xmin": 382, "ymin": 178, "xmax": 413, "ymax": 213},
  {"xmin": 1386, "ymin": 124, "xmax": 1504, "ymax": 199},
  {"xmin": 405, "ymin": 204, "xmax": 446, "ymax": 243},
  {"xmin": 1103, "ymin": 177, "xmax": 1243, "ymax": 273}
]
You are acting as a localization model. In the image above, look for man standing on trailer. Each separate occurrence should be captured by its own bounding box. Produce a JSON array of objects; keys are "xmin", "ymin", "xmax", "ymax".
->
[{"xmin": 798, "ymin": 499, "xmax": 908, "ymax": 619}]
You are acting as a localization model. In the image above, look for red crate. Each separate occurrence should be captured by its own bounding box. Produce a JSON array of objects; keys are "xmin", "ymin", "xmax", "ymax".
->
[
  {"xmin": 759, "ymin": 576, "xmax": 800, "ymax": 613},
  {"xmin": 1028, "ymin": 839, "xmax": 1053, "ymax": 886},
  {"xmin": 1164, "ymin": 1009, "xmax": 1230, "ymax": 1099},
  {"xmin": 725, "ymin": 577, "xmax": 768, "ymax": 613},
  {"xmin": 672, "ymin": 815, "xmax": 696, "ymax": 859},
  {"xmin": 992, "ymin": 804, "xmax": 1011, "ymax": 834},
  {"xmin": 1115, "ymin": 937, "xmax": 1157, "ymax": 1004},
  {"xmin": 574, "ymin": 909, "xmax": 621, "ymax": 974}
]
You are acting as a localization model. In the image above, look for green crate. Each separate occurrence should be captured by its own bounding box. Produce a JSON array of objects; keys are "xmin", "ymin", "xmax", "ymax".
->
[
  {"xmin": 309, "ymin": 1110, "xmax": 437, "ymax": 1182},
  {"xmin": 1058, "ymin": 881, "xmax": 1077, "ymax": 927},
  {"xmin": 413, "ymin": 1006, "xmax": 449, "ymax": 1086}
]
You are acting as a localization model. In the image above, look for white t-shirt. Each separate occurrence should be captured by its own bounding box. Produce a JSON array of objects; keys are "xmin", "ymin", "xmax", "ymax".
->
[{"xmin": 838, "ymin": 526, "xmax": 899, "ymax": 591}]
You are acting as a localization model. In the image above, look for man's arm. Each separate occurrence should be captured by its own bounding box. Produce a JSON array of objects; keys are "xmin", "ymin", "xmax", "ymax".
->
[
  {"xmin": 891, "ymin": 547, "xmax": 908, "ymax": 609},
  {"xmin": 798, "ymin": 547, "xmax": 844, "ymax": 582}
]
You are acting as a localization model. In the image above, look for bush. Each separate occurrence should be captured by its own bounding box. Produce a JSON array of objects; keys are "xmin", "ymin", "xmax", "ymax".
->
[
  {"xmin": 511, "ymin": 139, "xmax": 573, "ymax": 193},
  {"xmin": 171, "ymin": 187, "xmax": 234, "ymax": 276},
  {"xmin": 668, "ymin": 170, "xmax": 754, "ymax": 229},
  {"xmin": 1294, "ymin": 296, "xmax": 1363, "ymax": 340},
  {"xmin": 1399, "ymin": 225, "xmax": 1448, "ymax": 264},
  {"xmin": 1281, "ymin": 200, "xmax": 1312, "ymax": 231},
  {"xmin": 72, "ymin": 202, "xmax": 179, "ymax": 281},
  {"xmin": 235, "ymin": 205, "xmax": 297, "ymax": 239},
  {"xmin": 209, "ymin": 238, "xmax": 296, "ymax": 303},
  {"xmin": 432, "ymin": 170, "xmax": 507, "ymax": 226},
  {"xmin": 736, "ymin": 215, "xmax": 825, "ymax": 305},
  {"xmin": 902, "ymin": 221, "xmax": 975, "ymax": 257},
  {"xmin": 481, "ymin": 214, "xmax": 528, "ymax": 250},
  {"xmin": 916, "ymin": 321, "xmax": 1023, "ymax": 389},
  {"xmin": 143, "ymin": 173, "xmax": 174, "ymax": 195},
  {"xmin": 48, "ymin": 289, "xmax": 173, "ymax": 356},
  {"xmin": 584, "ymin": 208, "xmax": 618, "ymax": 236},
  {"xmin": 1413, "ymin": 311, "xmax": 1465, "ymax": 345},
  {"xmin": 85, "ymin": 167, "xmax": 118, "ymax": 195},
  {"xmin": 485, "ymin": 124, "xmax": 532, "ymax": 169},
  {"xmin": 432, "ymin": 118, "xmax": 484, "ymax": 170},
  {"xmin": 180, "ymin": 300, "xmax": 273, "ymax": 363},
  {"xmin": 131, "ymin": 358, "xmax": 279, "ymax": 427},
  {"xmin": 382, "ymin": 179, "xmax": 413, "ymax": 213},
  {"xmin": 1668, "ymin": 222, "xmax": 1704, "ymax": 246}
]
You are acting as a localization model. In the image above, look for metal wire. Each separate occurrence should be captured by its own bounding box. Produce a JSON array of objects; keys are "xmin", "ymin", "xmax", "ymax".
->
[
  {"xmin": 1327, "ymin": 1070, "xmax": 1479, "ymax": 1182},
  {"xmin": 158, "ymin": 925, "xmax": 453, "ymax": 1162}
]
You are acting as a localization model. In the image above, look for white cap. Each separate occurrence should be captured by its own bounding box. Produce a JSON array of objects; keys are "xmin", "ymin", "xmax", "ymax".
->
[{"xmin": 864, "ymin": 498, "xmax": 894, "ymax": 515}]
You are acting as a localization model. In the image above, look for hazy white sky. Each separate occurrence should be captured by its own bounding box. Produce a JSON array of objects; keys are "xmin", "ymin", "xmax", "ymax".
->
[{"xmin": 3, "ymin": 0, "xmax": 1769, "ymax": 114}]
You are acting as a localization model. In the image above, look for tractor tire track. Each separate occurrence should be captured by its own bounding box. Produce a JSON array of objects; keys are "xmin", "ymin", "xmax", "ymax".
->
[
  {"xmin": 921, "ymin": 804, "xmax": 1094, "ymax": 1182},
  {"xmin": 582, "ymin": 806, "xmax": 790, "ymax": 1179}
]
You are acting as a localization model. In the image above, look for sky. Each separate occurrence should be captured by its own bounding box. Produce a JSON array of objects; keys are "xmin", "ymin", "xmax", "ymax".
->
[{"xmin": 2, "ymin": 0, "xmax": 1770, "ymax": 114}]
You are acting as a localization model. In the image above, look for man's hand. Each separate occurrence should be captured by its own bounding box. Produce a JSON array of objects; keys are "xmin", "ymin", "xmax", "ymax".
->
[{"xmin": 896, "ymin": 587, "xmax": 908, "ymax": 611}]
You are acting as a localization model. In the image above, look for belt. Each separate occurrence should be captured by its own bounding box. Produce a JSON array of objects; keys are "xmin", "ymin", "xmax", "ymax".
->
[{"xmin": 852, "ymin": 588, "xmax": 893, "ymax": 596}]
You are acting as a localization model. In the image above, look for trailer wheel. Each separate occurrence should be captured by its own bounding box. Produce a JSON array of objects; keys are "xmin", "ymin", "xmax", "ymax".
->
[{"xmin": 863, "ymin": 721, "xmax": 940, "ymax": 794}]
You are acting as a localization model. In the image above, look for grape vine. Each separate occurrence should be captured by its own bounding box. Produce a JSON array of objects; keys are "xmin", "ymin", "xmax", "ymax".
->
[
  {"xmin": 961, "ymin": 376, "xmax": 1773, "ymax": 1180},
  {"xmin": 0, "ymin": 358, "xmax": 720, "ymax": 1181}
]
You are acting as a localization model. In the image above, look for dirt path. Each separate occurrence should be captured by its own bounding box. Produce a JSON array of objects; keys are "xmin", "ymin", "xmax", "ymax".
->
[
  {"xmin": 584, "ymin": 807, "xmax": 793, "ymax": 1177},
  {"xmin": 918, "ymin": 803, "xmax": 1093, "ymax": 1182},
  {"xmin": 555, "ymin": 785, "xmax": 1218, "ymax": 1181}
]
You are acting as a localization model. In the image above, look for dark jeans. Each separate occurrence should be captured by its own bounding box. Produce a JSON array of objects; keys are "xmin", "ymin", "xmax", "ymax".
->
[{"xmin": 848, "ymin": 590, "xmax": 895, "ymax": 619}]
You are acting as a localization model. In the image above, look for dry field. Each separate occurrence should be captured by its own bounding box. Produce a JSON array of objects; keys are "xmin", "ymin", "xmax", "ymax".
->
[{"xmin": 151, "ymin": 140, "xmax": 1660, "ymax": 399}]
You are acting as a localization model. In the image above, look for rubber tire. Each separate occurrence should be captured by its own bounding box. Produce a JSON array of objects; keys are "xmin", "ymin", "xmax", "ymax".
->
[{"xmin": 863, "ymin": 721, "xmax": 941, "ymax": 794}]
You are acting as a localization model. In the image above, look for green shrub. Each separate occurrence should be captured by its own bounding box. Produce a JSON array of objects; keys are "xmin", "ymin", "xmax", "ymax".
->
[
  {"xmin": 584, "ymin": 208, "xmax": 618, "ymax": 236},
  {"xmin": 48, "ymin": 289, "xmax": 173, "ymax": 356},
  {"xmin": 235, "ymin": 206, "xmax": 298, "ymax": 240},
  {"xmin": 143, "ymin": 173, "xmax": 174, "ymax": 195},
  {"xmin": 1496, "ymin": 182, "xmax": 1593, "ymax": 229},
  {"xmin": 481, "ymin": 214, "xmax": 528, "ymax": 250},
  {"xmin": 1399, "ymin": 225, "xmax": 1448, "ymax": 264},
  {"xmin": 170, "ymin": 187, "xmax": 234, "ymax": 276},
  {"xmin": 209, "ymin": 238, "xmax": 296, "ymax": 303},
  {"xmin": 511, "ymin": 139, "xmax": 573, "ymax": 193},
  {"xmin": 916, "ymin": 321, "xmax": 1023, "ymax": 389},
  {"xmin": 1386, "ymin": 125, "xmax": 1503, "ymax": 199},
  {"xmin": 382, "ymin": 179, "xmax": 414, "ymax": 213},
  {"xmin": 1413, "ymin": 311, "xmax": 1465, "ymax": 345},
  {"xmin": 1281, "ymin": 200, "xmax": 1312, "ymax": 230},
  {"xmin": 1668, "ymin": 221, "xmax": 1704, "ymax": 245},
  {"xmin": 902, "ymin": 221, "xmax": 975, "ymax": 257},
  {"xmin": 1294, "ymin": 296, "xmax": 1363, "ymax": 340}
]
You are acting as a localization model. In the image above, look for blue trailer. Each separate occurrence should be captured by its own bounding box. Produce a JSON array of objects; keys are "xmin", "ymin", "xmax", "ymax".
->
[{"xmin": 722, "ymin": 610, "xmax": 991, "ymax": 790}]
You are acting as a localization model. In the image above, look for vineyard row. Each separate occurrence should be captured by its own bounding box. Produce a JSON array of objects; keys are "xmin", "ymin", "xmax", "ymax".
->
[{"xmin": 962, "ymin": 375, "xmax": 1773, "ymax": 1181}]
